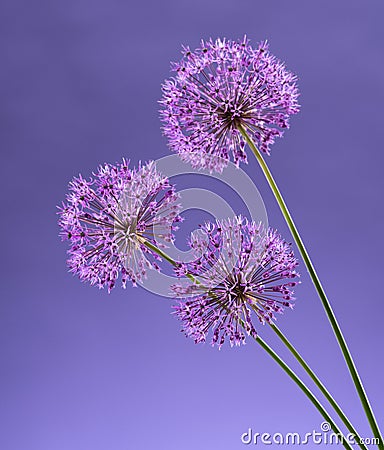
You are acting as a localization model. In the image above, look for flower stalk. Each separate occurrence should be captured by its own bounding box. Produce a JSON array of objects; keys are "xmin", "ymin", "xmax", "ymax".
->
[
  {"xmin": 269, "ymin": 323, "xmax": 368, "ymax": 450},
  {"xmin": 255, "ymin": 335, "xmax": 354, "ymax": 450},
  {"xmin": 143, "ymin": 237, "xmax": 365, "ymax": 450},
  {"xmin": 238, "ymin": 124, "xmax": 383, "ymax": 449}
]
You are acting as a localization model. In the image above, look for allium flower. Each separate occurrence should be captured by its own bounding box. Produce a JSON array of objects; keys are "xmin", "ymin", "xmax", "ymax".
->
[
  {"xmin": 173, "ymin": 217, "xmax": 299, "ymax": 348},
  {"xmin": 160, "ymin": 36, "xmax": 299, "ymax": 172},
  {"xmin": 58, "ymin": 160, "xmax": 182, "ymax": 291}
]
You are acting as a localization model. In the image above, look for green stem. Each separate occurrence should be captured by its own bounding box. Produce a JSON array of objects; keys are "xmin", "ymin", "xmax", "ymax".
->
[
  {"xmin": 255, "ymin": 335, "xmax": 353, "ymax": 450},
  {"xmin": 270, "ymin": 323, "xmax": 368, "ymax": 450},
  {"xmin": 142, "ymin": 239, "xmax": 361, "ymax": 448},
  {"xmin": 142, "ymin": 240, "xmax": 196, "ymax": 283},
  {"xmin": 238, "ymin": 124, "xmax": 383, "ymax": 449}
]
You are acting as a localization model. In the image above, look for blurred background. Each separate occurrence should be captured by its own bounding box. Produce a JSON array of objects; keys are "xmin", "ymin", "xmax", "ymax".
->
[{"xmin": 1, "ymin": 1, "xmax": 383, "ymax": 449}]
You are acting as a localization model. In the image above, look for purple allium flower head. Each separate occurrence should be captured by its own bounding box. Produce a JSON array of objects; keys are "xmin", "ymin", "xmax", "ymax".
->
[
  {"xmin": 160, "ymin": 36, "xmax": 300, "ymax": 172},
  {"xmin": 173, "ymin": 217, "xmax": 299, "ymax": 348},
  {"xmin": 58, "ymin": 160, "xmax": 182, "ymax": 291}
]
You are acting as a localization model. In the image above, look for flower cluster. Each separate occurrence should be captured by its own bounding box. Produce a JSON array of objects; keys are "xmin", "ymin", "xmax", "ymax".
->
[
  {"xmin": 58, "ymin": 37, "xmax": 301, "ymax": 349},
  {"xmin": 58, "ymin": 160, "xmax": 181, "ymax": 291},
  {"xmin": 160, "ymin": 36, "xmax": 300, "ymax": 172},
  {"xmin": 173, "ymin": 217, "xmax": 299, "ymax": 348}
]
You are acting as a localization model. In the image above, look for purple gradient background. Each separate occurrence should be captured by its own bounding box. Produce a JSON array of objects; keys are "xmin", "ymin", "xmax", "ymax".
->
[{"xmin": 1, "ymin": 1, "xmax": 383, "ymax": 449}]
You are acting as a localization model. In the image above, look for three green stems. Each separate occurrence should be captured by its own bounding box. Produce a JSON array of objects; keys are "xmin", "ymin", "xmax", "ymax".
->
[
  {"xmin": 142, "ymin": 240, "xmax": 368, "ymax": 450},
  {"xmin": 238, "ymin": 124, "xmax": 383, "ymax": 449}
]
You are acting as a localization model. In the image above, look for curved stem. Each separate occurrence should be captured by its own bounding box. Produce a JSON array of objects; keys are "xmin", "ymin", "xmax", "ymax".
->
[
  {"xmin": 255, "ymin": 335, "xmax": 353, "ymax": 450},
  {"xmin": 270, "ymin": 323, "xmax": 368, "ymax": 450},
  {"xmin": 142, "ymin": 239, "xmax": 177, "ymax": 266},
  {"xmin": 142, "ymin": 239, "xmax": 196, "ymax": 283},
  {"xmin": 238, "ymin": 124, "xmax": 383, "ymax": 449},
  {"xmin": 143, "ymin": 238, "xmax": 363, "ymax": 448}
]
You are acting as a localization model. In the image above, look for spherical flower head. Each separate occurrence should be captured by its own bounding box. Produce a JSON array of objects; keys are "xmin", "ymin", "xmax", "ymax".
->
[
  {"xmin": 172, "ymin": 217, "xmax": 299, "ymax": 348},
  {"xmin": 160, "ymin": 36, "xmax": 300, "ymax": 172},
  {"xmin": 58, "ymin": 160, "xmax": 182, "ymax": 291}
]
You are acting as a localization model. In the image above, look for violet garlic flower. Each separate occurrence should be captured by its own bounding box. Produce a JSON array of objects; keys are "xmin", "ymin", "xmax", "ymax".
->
[
  {"xmin": 173, "ymin": 217, "xmax": 299, "ymax": 348},
  {"xmin": 58, "ymin": 160, "xmax": 182, "ymax": 291},
  {"xmin": 160, "ymin": 36, "xmax": 300, "ymax": 172}
]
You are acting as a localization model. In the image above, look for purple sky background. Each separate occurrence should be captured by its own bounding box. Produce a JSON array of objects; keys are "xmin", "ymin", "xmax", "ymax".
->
[{"xmin": 1, "ymin": 1, "xmax": 383, "ymax": 449}]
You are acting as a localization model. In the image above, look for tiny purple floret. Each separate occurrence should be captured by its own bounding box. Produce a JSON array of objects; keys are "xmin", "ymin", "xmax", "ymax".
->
[
  {"xmin": 172, "ymin": 217, "xmax": 299, "ymax": 348},
  {"xmin": 58, "ymin": 160, "xmax": 182, "ymax": 291},
  {"xmin": 160, "ymin": 36, "xmax": 300, "ymax": 172}
]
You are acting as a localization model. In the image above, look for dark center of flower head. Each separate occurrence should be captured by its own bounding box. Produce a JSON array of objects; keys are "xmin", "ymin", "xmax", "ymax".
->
[
  {"xmin": 229, "ymin": 273, "xmax": 249, "ymax": 297},
  {"xmin": 219, "ymin": 109, "xmax": 241, "ymax": 126},
  {"xmin": 161, "ymin": 38, "xmax": 300, "ymax": 172},
  {"xmin": 173, "ymin": 218, "xmax": 299, "ymax": 348},
  {"xmin": 115, "ymin": 217, "xmax": 138, "ymax": 243},
  {"xmin": 59, "ymin": 160, "xmax": 181, "ymax": 291},
  {"xmin": 233, "ymin": 283, "xmax": 245, "ymax": 297}
]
